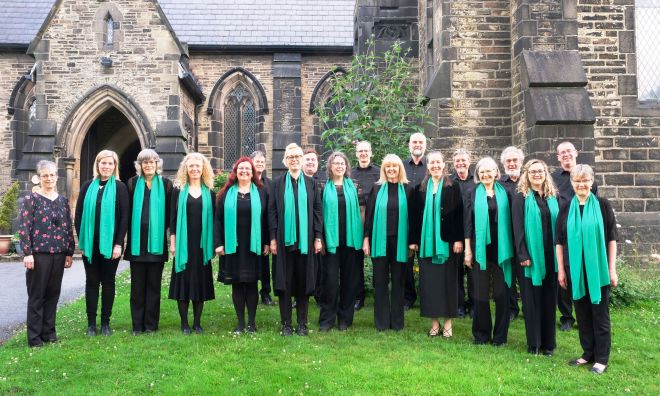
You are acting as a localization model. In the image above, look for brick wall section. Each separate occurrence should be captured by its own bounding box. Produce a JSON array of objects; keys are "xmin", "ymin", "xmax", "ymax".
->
[{"xmin": 0, "ymin": 53, "xmax": 35, "ymax": 186}]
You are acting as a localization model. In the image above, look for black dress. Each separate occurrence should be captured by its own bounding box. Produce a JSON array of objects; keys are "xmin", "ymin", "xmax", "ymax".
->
[
  {"xmin": 168, "ymin": 189, "xmax": 215, "ymax": 301},
  {"xmin": 412, "ymin": 179, "xmax": 464, "ymax": 318},
  {"xmin": 216, "ymin": 188, "xmax": 268, "ymax": 284}
]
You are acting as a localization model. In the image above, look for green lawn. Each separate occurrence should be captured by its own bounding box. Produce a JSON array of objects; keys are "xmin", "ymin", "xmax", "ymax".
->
[{"xmin": 1, "ymin": 263, "xmax": 658, "ymax": 395}]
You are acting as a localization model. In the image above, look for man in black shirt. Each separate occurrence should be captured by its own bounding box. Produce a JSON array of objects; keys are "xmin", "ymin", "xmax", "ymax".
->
[
  {"xmin": 450, "ymin": 148, "xmax": 475, "ymax": 318},
  {"xmin": 499, "ymin": 146, "xmax": 525, "ymax": 321},
  {"xmin": 402, "ymin": 133, "xmax": 427, "ymax": 310},
  {"xmin": 351, "ymin": 141, "xmax": 380, "ymax": 310},
  {"xmin": 551, "ymin": 141, "xmax": 598, "ymax": 331}
]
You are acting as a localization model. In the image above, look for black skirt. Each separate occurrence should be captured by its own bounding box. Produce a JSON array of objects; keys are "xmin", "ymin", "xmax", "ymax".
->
[
  {"xmin": 419, "ymin": 253, "xmax": 460, "ymax": 318},
  {"xmin": 168, "ymin": 194, "xmax": 215, "ymax": 301},
  {"xmin": 218, "ymin": 193, "xmax": 261, "ymax": 284}
]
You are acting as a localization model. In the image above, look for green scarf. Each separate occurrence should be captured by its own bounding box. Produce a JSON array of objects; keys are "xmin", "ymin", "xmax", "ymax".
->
[
  {"xmin": 420, "ymin": 178, "xmax": 449, "ymax": 264},
  {"xmin": 284, "ymin": 172, "xmax": 308, "ymax": 254},
  {"xmin": 174, "ymin": 184, "xmax": 214, "ymax": 273},
  {"xmin": 474, "ymin": 182, "xmax": 514, "ymax": 287},
  {"xmin": 224, "ymin": 183, "xmax": 261, "ymax": 255},
  {"xmin": 130, "ymin": 175, "xmax": 165, "ymax": 256},
  {"xmin": 372, "ymin": 183, "xmax": 408, "ymax": 263},
  {"xmin": 323, "ymin": 178, "xmax": 363, "ymax": 254},
  {"xmin": 79, "ymin": 177, "xmax": 116, "ymax": 262},
  {"xmin": 523, "ymin": 193, "xmax": 559, "ymax": 286},
  {"xmin": 567, "ymin": 194, "xmax": 610, "ymax": 304}
]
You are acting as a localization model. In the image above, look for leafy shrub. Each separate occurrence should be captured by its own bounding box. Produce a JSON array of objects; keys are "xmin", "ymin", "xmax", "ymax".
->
[
  {"xmin": 0, "ymin": 181, "xmax": 20, "ymax": 234},
  {"xmin": 610, "ymin": 259, "xmax": 660, "ymax": 307},
  {"xmin": 213, "ymin": 171, "xmax": 228, "ymax": 193}
]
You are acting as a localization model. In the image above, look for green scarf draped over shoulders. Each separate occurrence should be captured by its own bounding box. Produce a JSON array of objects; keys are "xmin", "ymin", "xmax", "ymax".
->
[
  {"xmin": 224, "ymin": 183, "xmax": 262, "ymax": 255},
  {"xmin": 523, "ymin": 193, "xmax": 559, "ymax": 285},
  {"xmin": 372, "ymin": 182, "xmax": 408, "ymax": 263},
  {"xmin": 79, "ymin": 177, "xmax": 116, "ymax": 262},
  {"xmin": 174, "ymin": 184, "xmax": 214, "ymax": 273},
  {"xmin": 284, "ymin": 172, "xmax": 309, "ymax": 254},
  {"xmin": 474, "ymin": 182, "xmax": 514, "ymax": 287},
  {"xmin": 420, "ymin": 178, "xmax": 449, "ymax": 264},
  {"xmin": 130, "ymin": 175, "xmax": 165, "ymax": 256},
  {"xmin": 567, "ymin": 194, "xmax": 610, "ymax": 304},
  {"xmin": 323, "ymin": 178, "xmax": 363, "ymax": 254}
]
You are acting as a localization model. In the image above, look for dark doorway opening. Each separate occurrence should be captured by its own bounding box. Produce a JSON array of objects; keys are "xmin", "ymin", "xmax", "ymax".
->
[{"xmin": 80, "ymin": 107, "xmax": 142, "ymax": 183}]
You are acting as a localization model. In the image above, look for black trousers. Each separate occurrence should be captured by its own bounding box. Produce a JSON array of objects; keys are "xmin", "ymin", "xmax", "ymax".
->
[
  {"xmin": 472, "ymin": 261, "xmax": 510, "ymax": 344},
  {"xmin": 521, "ymin": 275, "xmax": 557, "ymax": 350},
  {"xmin": 83, "ymin": 255, "xmax": 120, "ymax": 326},
  {"xmin": 372, "ymin": 236, "xmax": 405, "ymax": 331},
  {"xmin": 574, "ymin": 285, "xmax": 611, "ymax": 365},
  {"xmin": 130, "ymin": 261, "xmax": 164, "ymax": 332},
  {"xmin": 319, "ymin": 246, "xmax": 358, "ymax": 328},
  {"xmin": 403, "ymin": 253, "xmax": 418, "ymax": 307},
  {"xmin": 558, "ymin": 254, "xmax": 575, "ymax": 325},
  {"xmin": 259, "ymin": 255, "xmax": 272, "ymax": 298},
  {"xmin": 509, "ymin": 262, "xmax": 524, "ymax": 316},
  {"xmin": 278, "ymin": 250, "xmax": 310, "ymax": 327},
  {"xmin": 26, "ymin": 253, "xmax": 65, "ymax": 346},
  {"xmin": 354, "ymin": 250, "xmax": 366, "ymax": 303},
  {"xmin": 457, "ymin": 251, "xmax": 474, "ymax": 311}
]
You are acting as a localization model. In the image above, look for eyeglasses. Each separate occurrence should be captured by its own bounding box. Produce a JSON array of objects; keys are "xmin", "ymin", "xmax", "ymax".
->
[
  {"xmin": 571, "ymin": 179, "xmax": 593, "ymax": 184},
  {"xmin": 528, "ymin": 170, "xmax": 545, "ymax": 175},
  {"xmin": 286, "ymin": 155, "xmax": 302, "ymax": 160},
  {"xmin": 331, "ymin": 162, "xmax": 346, "ymax": 166}
]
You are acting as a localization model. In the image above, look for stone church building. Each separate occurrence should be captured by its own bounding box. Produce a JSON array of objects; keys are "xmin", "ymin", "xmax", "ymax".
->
[{"xmin": 0, "ymin": 0, "xmax": 658, "ymax": 259}]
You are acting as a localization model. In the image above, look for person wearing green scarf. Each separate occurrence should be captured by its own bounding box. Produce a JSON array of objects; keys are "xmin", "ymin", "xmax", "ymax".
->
[
  {"xmin": 124, "ymin": 149, "xmax": 172, "ymax": 336},
  {"xmin": 74, "ymin": 150, "xmax": 129, "ymax": 337},
  {"xmin": 168, "ymin": 153, "xmax": 216, "ymax": 335},
  {"xmin": 511, "ymin": 159, "xmax": 559, "ymax": 356},
  {"xmin": 463, "ymin": 156, "xmax": 514, "ymax": 346},
  {"xmin": 269, "ymin": 143, "xmax": 323, "ymax": 337},
  {"xmin": 318, "ymin": 152, "xmax": 363, "ymax": 332},
  {"xmin": 556, "ymin": 164, "xmax": 618, "ymax": 375},
  {"xmin": 411, "ymin": 151, "xmax": 464, "ymax": 338},
  {"xmin": 363, "ymin": 154, "xmax": 414, "ymax": 332},
  {"xmin": 215, "ymin": 157, "xmax": 269, "ymax": 334}
]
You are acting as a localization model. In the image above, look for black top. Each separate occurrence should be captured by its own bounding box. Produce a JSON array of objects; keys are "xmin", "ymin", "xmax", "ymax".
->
[
  {"xmin": 551, "ymin": 168, "xmax": 598, "ymax": 206},
  {"xmin": 499, "ymin": 175, "xmax": 519, "ymax": 194},
  {"xmin": 214, "ymin": 185, "xmax": 268, "ymax": 250},
  {"xmin": 124, "ymin": 176, "xmax": 173, "ymax": 262},
  {"xmin": 464, "ymin": 184, "xmax": 513, "ymax": 262},
  {"xmin": 555, "ymin": 195, "xmax": 618, "ymax": 249},
  {"xmin": 364, "ymin": 182, "xmax": 415, "ymax": 240},
  {"xmin": 169, "ymin": 187, "xmax": 216, "ymax": 241},
  {"xmin": 351, "ymin": 163, "xmax": 380, "ymax": 206},
  {"xmin": 451, "ymin": 171, "xmax": 476, "ymax": 206},
  {"xmin": 74, "ymin": 178, "xmax": 129, "ymax": 253},
  {"xmin": 403, "ymin": 156, "xmax": 427, "ymax": 188},
  {"xmin": 511, "ymin": 191, "xmax": 554, "ymax": 264},
  {"xmin": 18, "ymin": 193, "xmax": 75, "ymax": 256},
  {"xmin": 410, "ymin": 178, "xmax": 464, "ymax": 245}
]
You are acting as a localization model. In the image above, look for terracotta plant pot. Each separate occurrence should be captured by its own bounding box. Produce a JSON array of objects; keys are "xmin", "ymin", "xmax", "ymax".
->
[{"xmin": 0, "ymin": 235, "xmax": 11, "ymax": 255}]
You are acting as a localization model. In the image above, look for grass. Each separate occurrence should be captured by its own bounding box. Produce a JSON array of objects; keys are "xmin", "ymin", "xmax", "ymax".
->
[{"xmin": 0, "ymin": 262, "xmax": 659, "ymax": 395}]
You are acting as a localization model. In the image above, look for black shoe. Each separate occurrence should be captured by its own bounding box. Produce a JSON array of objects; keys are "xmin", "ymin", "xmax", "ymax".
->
[
  {"xmin": 492, "ymin": 341, "xmax": 505, "ymax": 347},
  {"xmin": 528, "ymin": 347, "xmax": 540, "ymax": 355},
  {"xmin": 192, "ymin": 325, "xmax": 203, "ymax": 334},
  {"xmin": 86, "ymin": 326, "xmax": 97, "ymax": 337},
  {"xmin": 181, "ymin": 325, "xmax": 192, "ymax": 335},
  {"xmin": 100, "ymin": 324, "xmax": 112, "ymax": 336},
  {"xmin": 42, "ymin": 335, "xmax": 59, "ymax": 343},
  {"xmin": 319, "ymin": 325, "xmax": 332, "ymax": 332},
  {"xmin": 261, "ymin": 295, "xmax": 274, "ymax": 306},
  {"xmin": 457, "ymin": 307, "xmax": 466, "ymax": 319},
  {"xmin": 296, "ymin": 324, "xmax": 308, "ymax": 336},
  {"xmin": 568, "ymin": 358, "xmax": 592, "ymax": 367},
  {"xmin": 232, "ymin": 326, "xmax": 244, "ymax": 335},
  {"xmin": 29, "ymin": 341, "xmax": 44, "ymax": 348},
  {"xmin": 590, "ymin": 364, "xmax": 607, "ymax": 374},
  {"xmin": 560, "ymin": 322, "xmax": 573, "ymax": 331},
  {"xmin": 144, "ymin": 329, "xmax": 156, "ymax": 335},
  {"xmin": 338, "ymin": 323, "xmax": 348, "ymax": 332},
  {"xmin": 281, "ymin": 325, "xmax": 293, "ymax": 336},
  {"xmin": 542, "ymin": 349, "xmax": 554, "ymax": 357},
  {"xmin": 354, "ymin": 299, "xmax": 364, "ymax": 311},
  {"xmin": 473, "ymin": 340, "xmax": 487, "ymax": 345},
  {"xmin": 246, "ymin": 325, "xmax": 257, "ymax": 334}
]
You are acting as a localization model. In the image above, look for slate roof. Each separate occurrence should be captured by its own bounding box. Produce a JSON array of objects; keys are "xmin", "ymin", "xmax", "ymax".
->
[{"xmin": 0, "ymin": 0, "xmax": 355, "ymax": 48}]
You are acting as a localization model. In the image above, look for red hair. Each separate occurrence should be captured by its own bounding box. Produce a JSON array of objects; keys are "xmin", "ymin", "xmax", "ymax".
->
[{"xmin": 219, "ymin": 157, "xmax": 264, "ymax": 197}]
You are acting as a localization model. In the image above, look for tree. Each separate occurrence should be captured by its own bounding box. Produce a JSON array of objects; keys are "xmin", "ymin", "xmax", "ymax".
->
[{"xmin": 316, "ymin": 40, "xmax": 433, "ymax": 165}]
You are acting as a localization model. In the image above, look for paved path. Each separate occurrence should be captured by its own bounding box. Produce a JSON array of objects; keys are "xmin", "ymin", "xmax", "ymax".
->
[{"xmin": 0, "ymin": 260, "xmax": 129, "ymax": 344}]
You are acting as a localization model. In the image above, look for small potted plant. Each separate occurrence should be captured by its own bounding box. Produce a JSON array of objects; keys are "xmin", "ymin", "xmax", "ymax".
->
[{"xmin": 0, "ymin": 181, "xmax": 20, "ymax": 254}]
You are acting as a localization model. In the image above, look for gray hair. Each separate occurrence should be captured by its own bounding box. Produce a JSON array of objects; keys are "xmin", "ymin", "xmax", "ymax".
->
[
  {"xmin": 134, "ymin": 149, "xmax": 163, "ymax": 176},
  {"xmin": 570, "ymin": 164, "xmax": 594, "ymax": 181},
  {"xmin": 326, "ymin": 151, "xmax": 352, "ymax": 179},
  {"xmin": 474, "ymin": 156, "xmax": 501, "ymax": 183},
  {"xmin": 500, "ymin": 146, "xmax": 525, "ymax": 164},
  {"xmin": 452, "ymin": 148, "xmax": 470, "ymax": 159},
  {"xmin": 355, "ymin": 141, "xmax": 372, "ymax": 151},
  {"xmin": 250, "ymin": 150, "xmax": 266, "ymax": 160},
  {"xmin": 36, "ymin": 160, "xmax": 57, "ymax": 175}
]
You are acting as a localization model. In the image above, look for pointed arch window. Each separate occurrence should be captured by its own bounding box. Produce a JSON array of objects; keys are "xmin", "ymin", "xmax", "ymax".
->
[
  {"xmin": 28, "ymin": 99, "xmax": 37, "ymax": 129},
  {"xmin": 105, "ymin": 15, "xmax": 114, "ymax": 45},
  {"xmin": 224, "ymin": 85, "xmax": 257, "ymax": 169}
]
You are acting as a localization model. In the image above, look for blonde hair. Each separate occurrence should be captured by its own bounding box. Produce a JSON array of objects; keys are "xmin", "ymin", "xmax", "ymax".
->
[
  {"xmin": 282, "ymin": 143, "xmax": 303, "ymax": 167},
  {"xmin": 134, "ymin": 149, "xmax": 163, "ymax": 176},
  {"xmin": 517, "ymin": 159, "xmax": 557, "ymax": 198},
  {"xmin": 377, "ymin": 154, "xmax": 409, "ymax": 184},
  {"xmin": 174, "ymin": 152, "xmax": 214, "ymax": 189},
  {"xmin": 473, "ymin": 156, "xmax": 500, "ymax": 183},
  {"xmin": 93, "ymin": 149, "xmax": 120, "ymax": 180}
]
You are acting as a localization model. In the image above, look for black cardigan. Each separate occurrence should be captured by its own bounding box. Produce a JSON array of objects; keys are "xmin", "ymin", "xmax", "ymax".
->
[
  {"xmin": 410, "ymin": 177, "xmax": 464, "ymax": 246},
  {"xmin": 363, "ymin": 182, "xmax": 415, "ymax": 241},
  {"xmin": 214, "ymin": 185, "xmax": 269, "ymax": 250}
]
